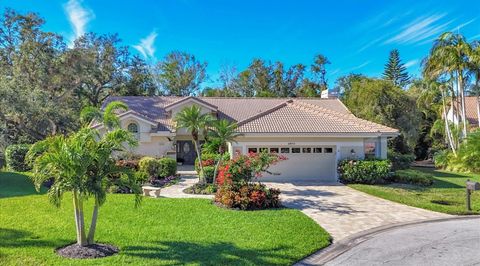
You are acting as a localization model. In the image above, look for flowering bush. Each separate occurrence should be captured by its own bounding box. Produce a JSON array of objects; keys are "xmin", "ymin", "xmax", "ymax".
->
[
  {"xmin": 215, "ymin": 183, "xmax": 281, "ymax": 210},
  {"xmin": 216, "ymin": 151, "xmax": 287, "ymax": 184}
]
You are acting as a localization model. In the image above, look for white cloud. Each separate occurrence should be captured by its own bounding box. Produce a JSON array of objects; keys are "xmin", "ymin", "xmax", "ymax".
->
[
  {"xmin": 133, "ymin": 31, "xmax": 158, "ymax": 58},
  {"xmin": 350, "ymin": 61, "xmax": 371, "ymax": 71},
  {"xmin": 404, "ymin": 59, "xmax": 419, "ymax": 68},
  {"xmin": 64, "ymin": 0, "xmax": 94, "ymax": 45},
  {"xmin": 452, "ymin": 18, "xmax": 477, "ymax": 31},
  {"xmin": 384, "ymin": 13, "xmax": 454, "ymax": 45}
]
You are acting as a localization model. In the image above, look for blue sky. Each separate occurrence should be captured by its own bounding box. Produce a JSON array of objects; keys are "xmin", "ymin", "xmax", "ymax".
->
[{"xmin": 2, "ymin": 0, "xmax": 479, "ymax": 87}]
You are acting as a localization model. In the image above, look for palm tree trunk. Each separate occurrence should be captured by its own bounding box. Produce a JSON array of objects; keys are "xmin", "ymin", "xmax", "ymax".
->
[
  {"xmin": 442, "ymin": 89, "xmax": 457, "ymax": 155},
  {"xmin": 87, "ymin": 201, "xmax": 99, "ymax": 245},
  {"xmin": 212, "ymin": 147, "xmax": 224, "ymax": 184},
  {"xmin": 458, "ymin": 73, "xmax": 468, "ymax": 138},
  {"xmin": 193, "ymin": 140, "xmax": 205, "ymax": 183},
  {"xmin": 73, "ymin": 190, "xmax": 87, "ymax": 246}
]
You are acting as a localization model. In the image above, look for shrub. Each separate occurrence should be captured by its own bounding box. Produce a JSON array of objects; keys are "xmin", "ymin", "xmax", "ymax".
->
[
  {"xmin": 158, "ymin": 157, "xmax": 177, "ymax": 178},
  {"xmin": 338, "ymin": 159, "xmax": 391, "ymax": 184},
  {"xmin": 184, "ymin": 183, "xmax": 217, "ymax": 195},
  {"xmin": 388, "ymin": 151, "xmax": 414, "ymax": 170},
  {"xmin": 392, "ymin": 169, "xmax": 434, "ymax": 186},
  {"xmin": 138, "ymin": 157, "xmax": 161, "ymax": 178},
  {"xmin": 195, "ymin": 153, "xmax": 230, "ymax": 171},
  {"xmin": 217, "ymin": 151, "xmax": 287, "ymax": 184},
  {"xmin": 215, "ymin": 182, "xmax": 281, "ymax": 210},
  {"xmin": 203, "ymin": 165, "xmax": 215, "ymax": 183},
  {"xmin": 5, "ymin": 144, "xmax": 32, "ymax": 171},
  {"xmin": 116, "ymin": 159, "xmax": 140, "ymax": 170}
]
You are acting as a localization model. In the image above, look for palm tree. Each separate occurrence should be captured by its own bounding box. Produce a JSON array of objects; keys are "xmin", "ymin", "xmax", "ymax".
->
[
  {"xmin": 208, "ymin": 119, "xmax": 242, "ymax": 183},
  {"xmin": 26, "ymin": 102, "xmax": 140, "ymax": 247},
  {"xmin": 424, "ymin": 32, "xmax": 471, "ymax": 139},
  {"xmin": 174, "ymin": 105, "xmax": 215, "ymax": 183},
  {"xmin": 80, "ymin": 101, "xmax": 128, "ymax": 129}
]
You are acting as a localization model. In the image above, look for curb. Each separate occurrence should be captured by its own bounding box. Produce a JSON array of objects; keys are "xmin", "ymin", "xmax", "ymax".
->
[{"xmin": 295, "ymin": 215, "xmax": 480, "ymax": 266}]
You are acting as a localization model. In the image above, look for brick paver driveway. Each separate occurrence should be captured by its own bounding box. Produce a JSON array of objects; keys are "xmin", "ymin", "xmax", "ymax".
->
[{"xmin": 264, "ymin": 182, "xmax": 451, "ymax": 242}]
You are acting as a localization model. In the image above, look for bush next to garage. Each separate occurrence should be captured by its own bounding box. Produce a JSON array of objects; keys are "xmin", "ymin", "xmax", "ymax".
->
[
  {"xmin": 5, "ymin": 144, "xmax": 32, "ymax": 172},
  {"xmin": 195, "ymin": 153, "xmax": 230, "ymax": 182},
  {"xmin": 338, "ymin": 159, "xmax": 391, "ymax": 184},
  {"xmin": 387, "ymin": 150, "xmax": 415, "ymax": 170},
  {"xmin": 214, "ymin": 151, "xmax": 287, "ymax": 210}
]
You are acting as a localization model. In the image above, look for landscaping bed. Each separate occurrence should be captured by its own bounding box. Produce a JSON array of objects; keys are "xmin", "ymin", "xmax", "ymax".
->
[
  {"xmin": 0, "ymin": 172, "xmax": 330, "ymax": 265},
  {"xmin": 349, "ymin": 167, "xmax": 480, "ymax": 215}
]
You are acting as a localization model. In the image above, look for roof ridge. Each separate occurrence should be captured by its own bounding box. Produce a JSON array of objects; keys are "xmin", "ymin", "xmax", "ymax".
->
[{"xmin": 237, "ymin": 100, "xmax": 292, "ymax": 126}]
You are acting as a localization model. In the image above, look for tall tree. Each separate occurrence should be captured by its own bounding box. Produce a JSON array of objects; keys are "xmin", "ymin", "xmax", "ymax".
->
[
  {"xmin": 120, "ymin": 56, "xmax": 157, "ymax": 96},
  {"xmin": 155, "ymin": 51, "xmax": 207, "ymax": 96},
  {"xmin": 342, "ymin": 76, "xmax": 421, "ymax": 153},
  {"xmin": 383, "ymin": 49, "xmax": 410, "ymax": 87},
  {"xmin": 0, "ymin": 9, "xmax": 80, "ymax": 151},
  {"xmin": 423, "ymin": 32, "xmax": 471, "ymax": 140},
  {"xmin": 69, "ymin": 33, "xmax": 130, "ymax": 107}
]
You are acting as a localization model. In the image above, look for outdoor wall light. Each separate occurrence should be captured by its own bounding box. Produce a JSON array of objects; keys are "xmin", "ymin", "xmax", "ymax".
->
[{"xmin": 350, "ymin": 149, "xmax": 356, "ymax": 157}]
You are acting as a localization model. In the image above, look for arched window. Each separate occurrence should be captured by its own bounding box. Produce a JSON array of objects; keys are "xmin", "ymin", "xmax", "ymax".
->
[{"xmin": 127, "ymin": 122, "xmax": 139, "ymax": 139}]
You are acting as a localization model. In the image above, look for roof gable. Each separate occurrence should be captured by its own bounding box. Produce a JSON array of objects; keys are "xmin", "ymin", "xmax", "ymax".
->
[{"xmin": 164, "ymin": 96, "xmax": 218, "ymax": 111}]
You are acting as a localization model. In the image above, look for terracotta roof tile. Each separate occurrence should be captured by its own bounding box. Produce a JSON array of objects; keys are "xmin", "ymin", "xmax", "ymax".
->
[{"xmin": 102, "ymin": 96, "xmax": 398, "ymax": 134}]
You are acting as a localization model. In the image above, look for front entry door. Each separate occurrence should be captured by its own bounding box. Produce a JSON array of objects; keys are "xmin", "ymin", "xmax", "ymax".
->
[{"xmin": 177, "ymin": 141, "xmax": 197, "ymax": 165}]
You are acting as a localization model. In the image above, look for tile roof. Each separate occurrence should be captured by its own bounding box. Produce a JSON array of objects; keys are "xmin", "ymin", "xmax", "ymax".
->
[{"xmin": 102, "ymin": 96, "xmax": 398, "ymax": 135}]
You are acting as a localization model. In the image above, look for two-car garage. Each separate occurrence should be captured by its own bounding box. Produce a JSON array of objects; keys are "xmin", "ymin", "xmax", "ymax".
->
[{"xmin": 246, "ymin": 145, "xmax": 337, "ymax": 183}]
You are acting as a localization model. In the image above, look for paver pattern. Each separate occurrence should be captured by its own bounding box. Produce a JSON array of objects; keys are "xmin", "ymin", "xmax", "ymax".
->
[{"xmin": 264, "ymin": 181, "xmax": 451, "ymax": 242}]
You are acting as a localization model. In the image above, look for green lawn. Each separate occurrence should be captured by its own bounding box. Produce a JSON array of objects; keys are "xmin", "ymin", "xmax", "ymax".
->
[
  {"xmin": 349, "ymin": 167, "xmax": 480, "ymax": 215},
  {"xmin": 0, "ymin": 172, "xmax": 330, "ymax": 265}
]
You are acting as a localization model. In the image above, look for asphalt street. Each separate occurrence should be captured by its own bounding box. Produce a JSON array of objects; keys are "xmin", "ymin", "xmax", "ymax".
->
[{"xmin": 326, "ymin": 218, "xmax": 480, "ymax": 266}]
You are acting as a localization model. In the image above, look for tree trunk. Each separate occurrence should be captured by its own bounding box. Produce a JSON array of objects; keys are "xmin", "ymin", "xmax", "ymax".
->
[
  {"xmin": 193, "ymin": 139, "xmax": 205, "ymax": 183},
  {"xmin": 87, "ymin": 201, "xmax": 99, "ymax": 245},
  {"xmin": 458, "ymin": 73, "xmax": 467, "ymax": 138},
  {"xmin": 212, "ymin": 147, "xmax": 224, "ymax": 185},
  {"xmin": 73, "ymin": 191, "xmax": 87, "ymax": 246},
  {"xmin": 442, "ymin": 89, "xmax": 457, "ymax": 155}
]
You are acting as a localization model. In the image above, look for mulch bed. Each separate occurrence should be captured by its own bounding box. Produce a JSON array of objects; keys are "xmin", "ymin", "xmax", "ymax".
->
[{"xmin": 56, "ymin": 243, "xmax": 119, "ymax": 259}]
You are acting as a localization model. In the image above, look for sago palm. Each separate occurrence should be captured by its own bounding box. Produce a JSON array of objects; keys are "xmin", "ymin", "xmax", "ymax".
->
[
  {"xmin": 174, "ymin": 105, "xmax": 215, "ymax": 183},
  {"xmin": 208, "ymin": 119, "xmax": 242, "ymax": 183}
]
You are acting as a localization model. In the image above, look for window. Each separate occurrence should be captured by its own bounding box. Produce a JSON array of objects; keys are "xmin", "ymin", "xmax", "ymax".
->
[
  {"xmin": 313, "ymin": 147, "xmax": 322, "ymax": 153},
  {"xmin": 292, "ymin": 147, "xmax": 301, "ymax": 153},
  {"xmin": 280, "ymin": 147, "xmax": 290, "ymax": 153},
  {"xmin": 324, "ymin": 147, "xmax": 333, "ymax": 153},
  {"xmin": 259, "ymin": 147, "xmax": 268, "ymax": 153},
  {"xmin": 270, "ymin": 147, "xmax": 279, "ymax": 153},
  {"xmin": 364, "ymin": 141, "xmax": 377, "ymax": 159},
  {"xmin": 248, "ymin": 147, "xmax": 258, "ymax": 153},
  {"xmin": 127, "ymin": 123, "xmax": 139, "ymax": 139},
  {"xmin": 302, "ymin": 147, "xmax": 311, "ymax": 153}
]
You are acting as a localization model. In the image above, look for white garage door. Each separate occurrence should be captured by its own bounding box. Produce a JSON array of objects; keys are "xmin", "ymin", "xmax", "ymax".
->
[{"xmin": 248, "ymin": 146, "xmax": 337, "ymax": 182}]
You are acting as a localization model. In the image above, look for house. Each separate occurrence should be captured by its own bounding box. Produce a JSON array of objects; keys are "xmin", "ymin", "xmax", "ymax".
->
[
  {"xmin": 94, "ymin": 96, "xmax": 399, "ymax": 182},
  {"xmin": 446, "ymin": 96, "xmax": 480, "ymax": 128}
]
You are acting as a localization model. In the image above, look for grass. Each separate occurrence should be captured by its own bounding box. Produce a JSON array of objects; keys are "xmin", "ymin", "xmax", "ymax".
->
[
  {"xmin": 349, "ymin": 167, "xmax": 480, "ymax": 215},
  {"xmin": 0, "ymin": 172, "xmax": 330, "ymax": 265}
]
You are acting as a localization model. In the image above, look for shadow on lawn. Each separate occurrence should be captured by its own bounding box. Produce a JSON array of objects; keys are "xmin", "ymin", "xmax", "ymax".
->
[
  {"xmin": 124, "ymin": 241, "xmax": 297, "ymax": 265},
  {"xmin": 0, "ymin": 228, "xmax": 57, "ymax": 248},
  {"xmin": 0, "ymin": 172, "xmax": 45, "ymax": 199}
]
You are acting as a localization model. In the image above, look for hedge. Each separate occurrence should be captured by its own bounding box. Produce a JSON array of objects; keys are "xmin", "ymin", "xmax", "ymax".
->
[
  {"xmin": 392, "ymin": 169, "xmax": 434, "ymax": 186},
  {"xmin": 139, "ymin": 157, "xmax": 177, "ymax": 179},
  {"xmin": 158, "ymin": 157, "xmax": 177, "ymax": 178},
  {"xmin": 5, "ymin": 144, "xmax": 32, "ymax": 172},
  {"xmin": 388, "ymin": 151, "xmax": 415, "ymax": 170},
  {"xmin": 338, "ymin": 159, "xmax": 391, "ymax": 184}
]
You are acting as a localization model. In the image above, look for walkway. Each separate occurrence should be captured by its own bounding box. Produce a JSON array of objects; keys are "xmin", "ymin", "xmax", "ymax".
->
[
  {"xmin": 264, "ymin": 181, "xmax": 451, "ymax": 242},
  {"xmin": 161, "ymin": 174, "xmax": 213, "ymax": 199}
]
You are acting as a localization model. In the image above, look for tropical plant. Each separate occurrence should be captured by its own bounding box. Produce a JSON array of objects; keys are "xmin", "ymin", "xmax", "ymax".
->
[
  {"xmin": 80, "ymin": 101, "xmax": 128, "ymax": 129},
  {"xmin": 208, "ymin": 119, "xmax": 242, "ymax": 184},
  {"xmin": 27, "ymin": 127, "xmax": 139, "ymax": 246},
  {"xmin": 423, "ymin": 32, "xmax": 472, "ymax": 140},
  {"xmin": 174, "ymin": 105, "xmax": 215, "ymax": 183}
]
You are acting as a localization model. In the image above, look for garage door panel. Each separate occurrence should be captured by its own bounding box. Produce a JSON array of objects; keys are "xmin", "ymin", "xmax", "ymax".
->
[{"xmin": 257, "ymin": 148, "xmax": 337, "ymax": 182}]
